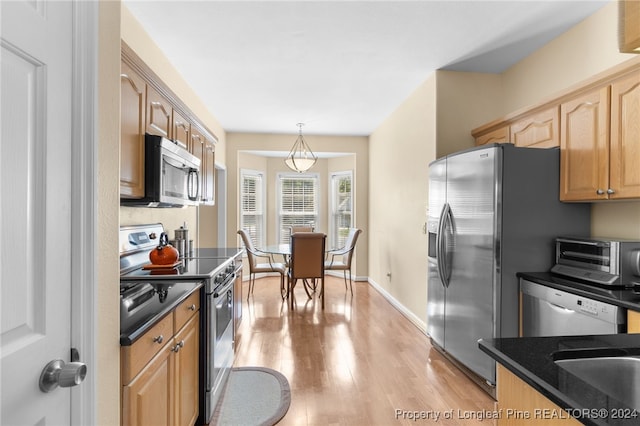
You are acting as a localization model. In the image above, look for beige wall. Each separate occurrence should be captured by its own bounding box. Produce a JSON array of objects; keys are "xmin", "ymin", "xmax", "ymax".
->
[
  {"xmin": 97, "ymin": 1, "xmax": 121, "ymax": 425},
  {"xmin": 502, "ymin": 2, "xmax": 633, "ymax": 113},
  {"xmin": 368, "ymin": 74, "xmax": 437, "ymax": 326},
  {"xmin": 228, "ymin": 132, "xmax": 369, "ymax": 278},
  {"xmin": 435, "ymin": 71, "xmax": 504, "ymax": 157}
]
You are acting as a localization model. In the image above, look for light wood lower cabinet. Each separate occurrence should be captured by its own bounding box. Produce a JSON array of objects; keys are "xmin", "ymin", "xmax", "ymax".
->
[
  {"xmin": 121, "ymin": 293, "xmax": 200, "ymax": 426},
  {"xmin": 497, "ymin": 364, "xmax": 581, "ymax": 426},
  {"xmin": 627, "ymin": 310, "xmax": 640, "ymax": 333},
  {"xmin": 174, "ymin": 314, "xmax": 200, "ymax": 426},
  {"xmin": 122, "ymin": 340, "xmax": 175, "ymax": 426}
]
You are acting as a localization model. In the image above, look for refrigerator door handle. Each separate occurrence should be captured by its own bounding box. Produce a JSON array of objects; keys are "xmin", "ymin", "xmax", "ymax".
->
[
  {"xmin": 436, "ymin": 203, "xmax": 452, "ymax": 287},
  {"xmin": 441, "ymin": 204, "xmax": 454, "ymax": 286}
]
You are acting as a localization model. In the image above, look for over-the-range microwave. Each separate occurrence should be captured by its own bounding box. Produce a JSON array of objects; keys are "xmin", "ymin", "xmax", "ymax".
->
[{"xmin": 121, "ymin": 134, "xmax": 200, "ymax": 208}]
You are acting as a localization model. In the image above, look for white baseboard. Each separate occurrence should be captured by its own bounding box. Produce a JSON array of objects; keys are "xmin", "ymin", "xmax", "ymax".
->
[{"xmin": 367, "ymin": 278, "xmax": 427, "ymax": 335}]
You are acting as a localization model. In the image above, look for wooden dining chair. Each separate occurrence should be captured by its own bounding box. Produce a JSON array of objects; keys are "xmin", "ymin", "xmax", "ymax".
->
[
  {"xmin": 290, "ymin": 226, "xmax": 314, "ymax": 233},
  {"xmin": 288, "ymin": 232, "xmax": 326, "ymax": 309},
  {"xmin": 324, "ymin": 228, "xmax": 362, "ymax": 294},
  {"xmin": 237, "ymin": 229, "xmax": 287, "ymax": 299}
]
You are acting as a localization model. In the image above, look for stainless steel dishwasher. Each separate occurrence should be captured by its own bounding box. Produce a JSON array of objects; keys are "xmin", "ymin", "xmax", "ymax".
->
[{"xmin": 521, "ymin": 279, "xmax": 626, "ymax": 337}]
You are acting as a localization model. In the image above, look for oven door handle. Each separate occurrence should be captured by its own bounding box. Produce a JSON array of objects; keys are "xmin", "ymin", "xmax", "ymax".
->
[{"xmin": 213, "ymin": 274, "xmax": 235, "ymax": 298}]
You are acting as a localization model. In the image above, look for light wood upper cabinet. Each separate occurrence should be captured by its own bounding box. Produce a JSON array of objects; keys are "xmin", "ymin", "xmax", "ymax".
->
[
  {"xmin": 510, "ymin": 106, "xmax": 559, "ymax": 148},
  {"xmin": 619, "ymin": 0, "xmax": 640, "ymax": 54},
  {"xmin": 609, "ymin": 71, "xmax": 640, "ymax": 199},
  {"xmin": 189, "ymin": 127, "xmax": 205, "ymax": 201},
  {"xmin": 474, "ymin": 125, "xmax": 511, "ymax": 146},
  {"xmin": 172, "ymin": 109, "xmax": 190, "ymax": 150},
  {"xmin": 146, "ymin": 85, "xmax": 172, "ymax": 139},
  {"xmin": 560, "ymin": 86, "xmax": 610, "ymax": 201},
  {"xmin": 120, "ymin": 62, "xmax": 146, "ymax": 199},
  {"xmin": 560, "ymin": 70, "xmax": 640, "ymax": 201},
  {"xmin": 202, "ymin": 137, "xmax": 216, "ymax": 205}
]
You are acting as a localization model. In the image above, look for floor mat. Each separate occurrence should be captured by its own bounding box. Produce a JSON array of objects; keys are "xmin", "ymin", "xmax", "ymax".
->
[{"xmin": 213, "ymin": 367, "xmax": 291, "ymax": 425}]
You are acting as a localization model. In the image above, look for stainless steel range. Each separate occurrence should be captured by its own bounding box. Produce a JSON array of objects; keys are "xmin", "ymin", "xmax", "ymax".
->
[{"xmin": 119, "ymin": 223, "xmax": 238, "ymax": 424}]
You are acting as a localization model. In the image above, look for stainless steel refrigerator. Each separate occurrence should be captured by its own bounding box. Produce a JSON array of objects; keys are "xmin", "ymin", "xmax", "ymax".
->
[{"xmin": 426, "ymin": 144, "xmax": 590, "ymax": 386}]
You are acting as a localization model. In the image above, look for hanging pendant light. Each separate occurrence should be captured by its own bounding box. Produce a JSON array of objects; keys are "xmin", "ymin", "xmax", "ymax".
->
[{"xmin": 285, "ymin": 123, "xmax": 317, "ymax": 173}]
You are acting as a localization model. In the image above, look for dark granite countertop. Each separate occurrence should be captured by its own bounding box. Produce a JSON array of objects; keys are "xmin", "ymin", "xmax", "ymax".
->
[
  {"xmin": 480, "ymin": 334, "xmax": 640, "ymax": 426},
  {"xmin": 120, "ymin": 281, "xmax": 202, "ymax": 346},
  {"xmin": 518, "ymin": 272, "xmax": 640, "ymax": 312},
  {"xmin": 188, "ymin": 247, "xmax": 244, "ymax": 259},
  {"xmin": 477, "ymin": 273, "xmax": 640, "ymax": 425}
]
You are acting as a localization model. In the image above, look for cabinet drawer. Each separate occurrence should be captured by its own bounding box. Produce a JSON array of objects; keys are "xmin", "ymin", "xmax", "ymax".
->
[
  {"xmin": 121, "ymin": 313, "xmax": 174, "ymax": 384},
  {"xmin": 175, "ymin": 290, "xmax": 200, "ymax": 333}
]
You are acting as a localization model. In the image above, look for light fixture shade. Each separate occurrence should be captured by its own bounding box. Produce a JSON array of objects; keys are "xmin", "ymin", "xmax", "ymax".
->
[{"xmin": 285, "ymin": 124, "xmax": 317, "ymax": 173}]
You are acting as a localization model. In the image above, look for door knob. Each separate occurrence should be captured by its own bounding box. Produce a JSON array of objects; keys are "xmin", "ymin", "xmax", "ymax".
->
[{"xmin": 39, "ymin": 359, "xmax": 87, "ymax": 393}]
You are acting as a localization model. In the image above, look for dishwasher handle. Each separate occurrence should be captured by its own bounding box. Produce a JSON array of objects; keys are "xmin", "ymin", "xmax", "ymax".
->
[{"xmin": 544, "ymin": 300, "xmax": 575, "ymax": 314}]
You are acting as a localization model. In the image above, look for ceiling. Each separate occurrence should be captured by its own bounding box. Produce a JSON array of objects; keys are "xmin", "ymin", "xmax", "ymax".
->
[{"xmin": 124, "ymin": 0, "xmax": 609, "ymax": 137}]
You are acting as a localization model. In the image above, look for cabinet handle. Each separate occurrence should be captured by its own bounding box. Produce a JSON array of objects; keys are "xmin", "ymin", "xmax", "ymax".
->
[
  {"xmin": 152, "ymin": 335, "xmax": 164, "ymax": 344},
  {"xmin": 607, "ymin": 188, "xmax": 615, "ymax": 195},
  {"xmin": 172, "ymin": 340, "xmax": 185, "ymax": 352},
  {"xmin": 596, "ymin": 189, "xmax": 605, "ymax": 195},
  {"xmin": 189, "ymin": 304, "xmax": 196, "ymax": 311}
]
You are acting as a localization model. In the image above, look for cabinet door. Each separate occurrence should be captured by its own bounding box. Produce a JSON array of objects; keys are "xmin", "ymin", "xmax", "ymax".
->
[
  {"xmin": 146, "ymin": 85, "xmax": 172, "ymax": 138},
  {"xmin": 610, "ymin": 71, "xmax": 640, "ymax": 199},
  {"xmin": 475, "ymin": 125, "xmax": 510, "ymax": 146},
  {"xmin": 202, "ymin": 137, "xmax": 216, "ymax": 205},
  {"xmin": 510, "ymin": 106, "xmax": 559, "ymax": 148},
  {"xmin": 190, "ymin": 128, "xmax": 205, "ymax": 201},
  {"xmin": 497, "ymin": 365, "xmax": 581, "ymax": 426},
  {"xmin": 619, "ymin": 0, "xmax": 640, "ymax": 53},
  {"xmin": 122, "ymin": 342, "xmax": 175, "ymax": 426},
  {"xmin": 120, "ymin": 61, "xmax": 146, "ymax": 199},
  {"xmin": 560, "ymin": 86, "xmax": 610, "ymax": 201},
  {"xmin": 172, "ymin": 109, "xmax": 190, "ymax": 150},
  {"xmin": 174, "ymin": 314, "xmax": 199, "ymax": 426}
]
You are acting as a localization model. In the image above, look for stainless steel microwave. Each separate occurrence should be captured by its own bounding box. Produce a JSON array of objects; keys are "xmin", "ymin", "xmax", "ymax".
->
[
  {"xmin": 121, "ymin": 134, "xmax": 200, "ymax": 208},
  {"xmin": 551, "ymin": 236, "xmax": 640, "ymax": 287}
]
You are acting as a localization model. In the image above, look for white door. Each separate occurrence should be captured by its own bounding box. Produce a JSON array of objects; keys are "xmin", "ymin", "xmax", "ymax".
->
[{"xmin": 1, "ymin": 1, "xmax": 76, "ymax": 424}]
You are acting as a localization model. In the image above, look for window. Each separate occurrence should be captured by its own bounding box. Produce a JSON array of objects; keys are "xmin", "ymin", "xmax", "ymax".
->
[
  {"xmin": 329, "ymin": 171, "xmax": 352, "ymax": 249},
  {"xmin": 240, "ymin": 169, "xmax": 265, "ymax": 247},
  {"xmin": 277, "ymin": 173, "xmax": 319, "ymax": 244}
]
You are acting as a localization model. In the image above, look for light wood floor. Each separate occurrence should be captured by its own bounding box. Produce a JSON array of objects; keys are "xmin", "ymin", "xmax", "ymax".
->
[{"xmin": 233, "ymin": 276, "xmax": 495, "ymax": 425}]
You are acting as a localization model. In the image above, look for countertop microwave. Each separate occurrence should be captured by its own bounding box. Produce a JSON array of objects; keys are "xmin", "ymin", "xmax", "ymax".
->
[
  {"xmin": 121, "ymin": 134, "xmax": 201, "ymax": 208},
  {"xmin": 551, "ymin": 236, "xmax": 640, "ymax": 287}
]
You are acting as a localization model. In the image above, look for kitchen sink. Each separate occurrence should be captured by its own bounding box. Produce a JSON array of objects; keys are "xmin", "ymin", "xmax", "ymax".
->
[{"xmin": 555, "ymin": 356, "xmax": 640, "ymax": 410}]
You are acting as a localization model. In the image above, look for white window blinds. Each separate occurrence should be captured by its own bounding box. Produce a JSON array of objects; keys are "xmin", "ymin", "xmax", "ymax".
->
[
  {"xmin": 277, "ymin": 174, "xmax": 318, "ymax": 244},
  {"xmin": 240, "ymin": 170, "xmax": 265, "ymax": 247},
  {"xmin": 330, "ymin": 172, "xmax": 352, "ymax": 249}
]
